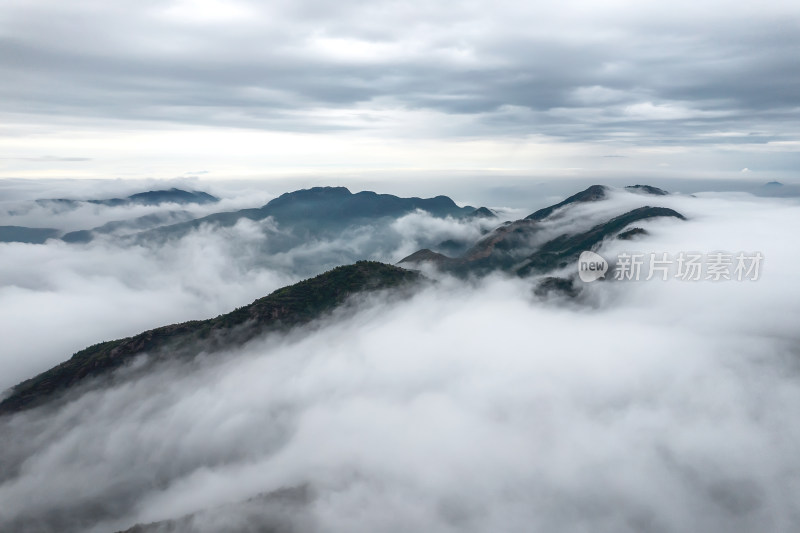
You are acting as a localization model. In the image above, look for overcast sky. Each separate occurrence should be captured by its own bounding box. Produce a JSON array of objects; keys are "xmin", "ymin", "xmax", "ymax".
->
[{"xmin": 1, "ymin": 0, "xmax": 799, "ymax": 181}]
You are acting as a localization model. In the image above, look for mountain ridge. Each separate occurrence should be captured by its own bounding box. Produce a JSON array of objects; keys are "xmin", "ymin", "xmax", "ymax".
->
[
  {"xmin": 526, "ymin": 184, "xmax": 608, "ymax": 221},
  {"xmin": 400, "ymin": 185, "xmax": 686, "ymax": 276},
  {"xmin": 0, "ymin": 225, "xmax": 60, "ymax": 244},
  {"xmin": 0, "ymin": 261, "xmax": 422, "ymax": 417},
  {"xmin": 1, "ymin": 183, "xmax": 684, "ymax": 416},
  {"xmin": 38, "ymin": 187, "xmax": 219, "ymax": 208},
  {"xmin": 135, "ymin": 186, "xmax": 485, "ymax": 242}
]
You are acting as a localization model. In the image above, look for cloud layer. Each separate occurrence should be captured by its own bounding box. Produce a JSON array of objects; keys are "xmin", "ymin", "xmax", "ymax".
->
[
  {"xmin": 2, "ymin": 0, "xmax": 798, "ymax": 141},
  {"xmin": 1, "ymin": 1, "xmax": 799, "ymax": 178},
  {"xmin": 1, "ymin": 187, "xmax": 798, "ymax": 532}
]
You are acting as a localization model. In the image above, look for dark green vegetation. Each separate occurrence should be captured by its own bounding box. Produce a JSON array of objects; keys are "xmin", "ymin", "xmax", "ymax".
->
[
  {"xmin": 401, "ymin": 185, "xmax": 685, "ymax": 277},
  {"xmin": 0, "ymin": 225, "xmax": 59, "ymax": 243},
  {"xmin": 0, "ymin": 262, "xmax": 421, "ymax": 417}
]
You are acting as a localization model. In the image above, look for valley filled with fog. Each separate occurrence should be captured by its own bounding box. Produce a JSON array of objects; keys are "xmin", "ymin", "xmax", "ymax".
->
[{"xmin": 1, "ymin": 179, "xmax": 799, "ymax": 532}]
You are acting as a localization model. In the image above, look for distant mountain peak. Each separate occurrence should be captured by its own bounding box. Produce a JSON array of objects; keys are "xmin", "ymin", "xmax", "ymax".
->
[
  {"xmin": 124, "ymin": 188, "xmax": 219, "ymax": 205},
  {"xmin": 526, "ymin": 184, "xmax": 607, "ymax": 221},
  {"xmin": 273, "ymin": 186, "xmax": 352, "ymax": 199},
  {"xmin": 625, "ymin": 184, "xmax": 669, "ymax": 196},
  {"xmin": 127, "ymin": 186, "xmax": 491, "ymax": 246},
  {"xmin": 398, "ymin": 248, "xmax": 453, "ymax": 266},
  {"xmin": 466, "ymin": 206, "xmax": 497, "ymax": 219},
  {"xmin": 38, "ymin": 188, "xmax": 219, "ymax": 208},
  {"xmin": 401, "ymin": 182, "xmax": 686, "ymax": 278}
]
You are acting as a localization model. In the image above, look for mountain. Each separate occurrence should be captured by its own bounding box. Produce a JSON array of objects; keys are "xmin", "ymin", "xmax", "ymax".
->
[
  {"xmin": 526, "ymin": 184, "xmax": 607, "ymax": 221},
  {"xmin": 0, "ymin": 261, "xmax": 421, "ymax": 417},
  {"xmin": 28, "ymin": 187, "xmax": 488, "ymax": 245},
  {"xmin": 0, "ymin": 225, "xmax": 60, "ymax": 244},
  {"xmin": 37, "ymin": 188, "xmax": 219, "ymax": 209},
  {"xmin": 515, "ymin": 206, "xmax": 684, "ymax": 275},
  {"xmin": 400, "ymin": 185, "xmax": 685, "ymax": 277},
  {"xmin": 61, "ymin": 210, "xmax": 197, "ymax": 243},
  {"xmin": 262, "ymin": 187, "xmax": 473, "ymax": 222},
  {"xmin": 617, "ymin": 227, "xmax": 648, "ymax": 240},
  {"xmin": 3, "ymin": 190, "xmax": 216, "ymax": 244},
  {"xmin": 625, "ymin": 184, "xmax": 669, "ymax": 196},
  {"xmin": 1, "ymin": 184, "xmax": 683, "ymax": 415},
  {"xmin": 465, "ymin": 206, "xmax": 497, "ymax": 219},
  {"xmin": 122, "ymin": 188, "xmax": 219, "ymax": 206},
  {"xmin": 753, "ymin": 180, "xmax": 800, "ymax": 197},
  {"xmin": 0, "ymin": 183, "xmax": 689, "ymax": 531},
  {"xmin": 45, "ymin": 187, "xmax": 485, "ymax": 245},
  {"xmin": 136, "ymin": 186, "xmax": 484, "ymax": 242},
  {"xmin": 2, "ymin": 212, "xmax": 198, "ymax": 245}
]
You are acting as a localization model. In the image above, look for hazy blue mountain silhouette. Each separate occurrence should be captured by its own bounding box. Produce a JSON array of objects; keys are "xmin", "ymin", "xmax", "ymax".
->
[
  {"xmin": 138, "ymin": 186, "xmax": 482, "ymax": 242},
  {"xmin": 0, "ymin": 225, "xmax": 60, "ymax": 244},
  {"xmin": 37, "ymin": 188, "xmax": 219, "ymax": 209}
]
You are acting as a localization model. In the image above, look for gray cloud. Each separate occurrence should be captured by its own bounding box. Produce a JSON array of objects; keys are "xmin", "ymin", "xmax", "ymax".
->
[{"xmin": 1, "ymin": 1, "xmax": 798, "ymax": 146}]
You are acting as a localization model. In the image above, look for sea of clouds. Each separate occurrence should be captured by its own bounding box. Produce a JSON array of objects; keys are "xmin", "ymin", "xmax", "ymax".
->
[
  {"xmin": 0, "ymin": 179, "xmax": 509, "ymax": 390},
  {"xmin": 1, "ymin": 180, "xmax": 799, "ymax": 532}
]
